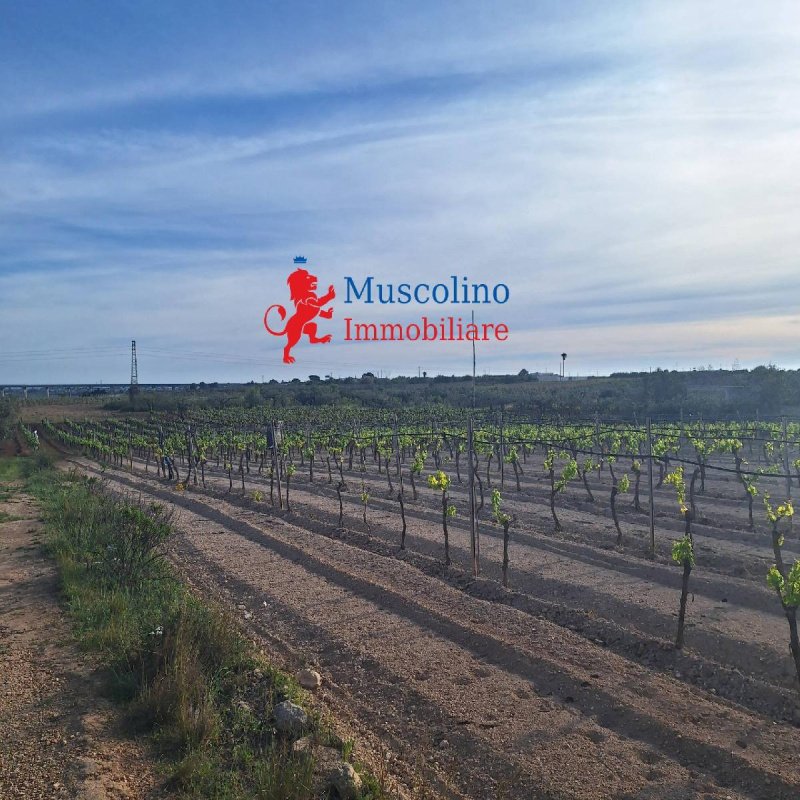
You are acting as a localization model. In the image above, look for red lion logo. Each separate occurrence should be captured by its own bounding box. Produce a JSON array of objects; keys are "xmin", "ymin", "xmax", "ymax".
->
[{"xmin": 264, "ymin": 264, "xmax": 335, "ymax": 364}]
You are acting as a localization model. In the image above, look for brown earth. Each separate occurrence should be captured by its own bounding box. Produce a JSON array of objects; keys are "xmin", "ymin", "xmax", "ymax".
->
[
  {"xmin": 0, "ymin": 476, "xmax": 156, "ymax": 799},
  {"xmin": 17, "ymin": 403, "xmax": 119, "ymax": 424},
  {"xmin": 53, "ymin": 445, "xmax": 800, "ymax": 800},
  {"xmin": 0, "ymin": 439, "xmax": 19, "ymax": 458},
  {"xmin": 78, "ymin": 440, "xmax": 800, "ymax": 721}
]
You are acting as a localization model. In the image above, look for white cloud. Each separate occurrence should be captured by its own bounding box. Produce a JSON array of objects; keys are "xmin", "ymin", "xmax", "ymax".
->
[{"xmin": 2, "ymin": 1, "xmax": 800, "ymax": 381}]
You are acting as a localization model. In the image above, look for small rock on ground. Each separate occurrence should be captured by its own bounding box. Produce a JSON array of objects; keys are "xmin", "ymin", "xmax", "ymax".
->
[
  {"xmin": 329, "ymin": 762, "xmax": 363, "ymax": 800},
  {"xmin": 298, "ymin": 668, "xmax": 322, "ymax": 689},
  {"xmin": 273, "ymin": 700, "xmax": 308, "ymax": 737}
]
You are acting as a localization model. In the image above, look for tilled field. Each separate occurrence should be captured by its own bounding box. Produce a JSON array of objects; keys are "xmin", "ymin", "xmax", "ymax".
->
[{"xmin": 58, "ymin": 446, "xmax": 800, "ymax": 800}]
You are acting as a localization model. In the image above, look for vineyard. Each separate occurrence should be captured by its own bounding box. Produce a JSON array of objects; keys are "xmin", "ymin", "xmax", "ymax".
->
[{"xmin": 34, "ymin": 409, "xmax": 800, "ymax": 797}]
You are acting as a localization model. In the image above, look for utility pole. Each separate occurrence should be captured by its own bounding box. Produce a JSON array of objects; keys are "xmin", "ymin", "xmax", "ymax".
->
[{"xmin": 129, "ymin": 340, "xmax": 139, "ymax": 397}]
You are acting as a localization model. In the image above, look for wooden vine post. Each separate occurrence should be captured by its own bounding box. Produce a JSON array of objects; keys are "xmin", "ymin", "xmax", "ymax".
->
[
  {"xmin": 271, "ymin": 420, "xmax": 282, "ymax": 510},
  {"xmin": 394, "ymin": 416, "xmax": 407, "ymax": 549},
  {"xmin": 468, "ymin": 417, "xmax": 479, "ymax": 576},
  {"xmin": 783, "ymin": 416, "xmax": 793, "ymax": 529},
  {"xmin": 499, "ymin": 412, "xmax": 505, "ymax": 489},
  {"xmin": 647, "ymin": 417, "xmax": 655, "ymax": 558}
]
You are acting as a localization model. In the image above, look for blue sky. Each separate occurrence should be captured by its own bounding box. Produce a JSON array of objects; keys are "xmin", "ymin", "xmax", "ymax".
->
[{"xmin": 1, "ymin": 1, "xmax": 799, "ymax": 383}]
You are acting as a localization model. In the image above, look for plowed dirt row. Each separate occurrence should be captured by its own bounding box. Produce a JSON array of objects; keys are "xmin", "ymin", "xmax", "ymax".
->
[
  {"xmin": 115, "ymin": 449, "xmax": 800, "ymax": 714},
  {"xmin": 67, "ymin": 456, "xmax": 800, "ymax": 800}
]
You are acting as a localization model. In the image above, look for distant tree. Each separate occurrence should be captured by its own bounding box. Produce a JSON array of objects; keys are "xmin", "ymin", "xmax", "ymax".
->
[{"xmin": 244, "ymin": 387, "xmax": 261, "ymax": 407}]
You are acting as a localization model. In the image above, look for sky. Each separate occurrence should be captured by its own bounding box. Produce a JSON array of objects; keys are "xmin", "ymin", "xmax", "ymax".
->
[{"xmin": 1, "ymin": 0, "xmax": 799, "ymax": 384}]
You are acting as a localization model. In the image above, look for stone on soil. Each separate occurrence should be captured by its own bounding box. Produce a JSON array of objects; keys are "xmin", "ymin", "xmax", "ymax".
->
[
  {"xmin": 298, "ymin": 668, "xmax": 322, "ymax": 689},
  {"xmin": 329, "ymin": 762, "xmax": 362, "ymax": 799},
  {"xmin": 273, "ymin": 700, "xmax": 307, "ymax": 737}
]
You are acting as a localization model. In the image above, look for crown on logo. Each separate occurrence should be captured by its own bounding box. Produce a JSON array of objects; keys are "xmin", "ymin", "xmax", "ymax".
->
[{"xmin": 293, "ymin": 255, "xmax": 307, "ymax": 264}]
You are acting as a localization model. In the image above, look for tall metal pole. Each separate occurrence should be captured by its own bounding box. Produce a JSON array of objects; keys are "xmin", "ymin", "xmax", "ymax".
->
[
  {"xmin": 647, "ymin": 417, "xmax": 655, "ymax": 558},
  {"xmin": 471, "ymin": 310, "xmax": 476, "ymax": 411}
]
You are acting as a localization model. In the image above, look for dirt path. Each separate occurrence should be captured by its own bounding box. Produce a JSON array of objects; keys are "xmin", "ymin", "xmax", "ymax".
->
[
  {"xmin": 0, "ymin": 481, "xmax": 155, "ymax": 799},
  {"xmin": 66, "ymin": 454, "xmax": 800, "ymax": 800}
]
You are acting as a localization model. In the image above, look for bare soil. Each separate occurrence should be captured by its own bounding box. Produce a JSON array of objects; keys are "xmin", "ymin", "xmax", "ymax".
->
[
  {"xmin": 56, "ymin": 446, "xmax": 800, "ymax": 800},
  {"xmin": 17, "ymin": 403, "xmax": 122, "ymax": 424},
  {"xmin": 0, "ymin": 480, "xmax": 156, "ymax": 799}
]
